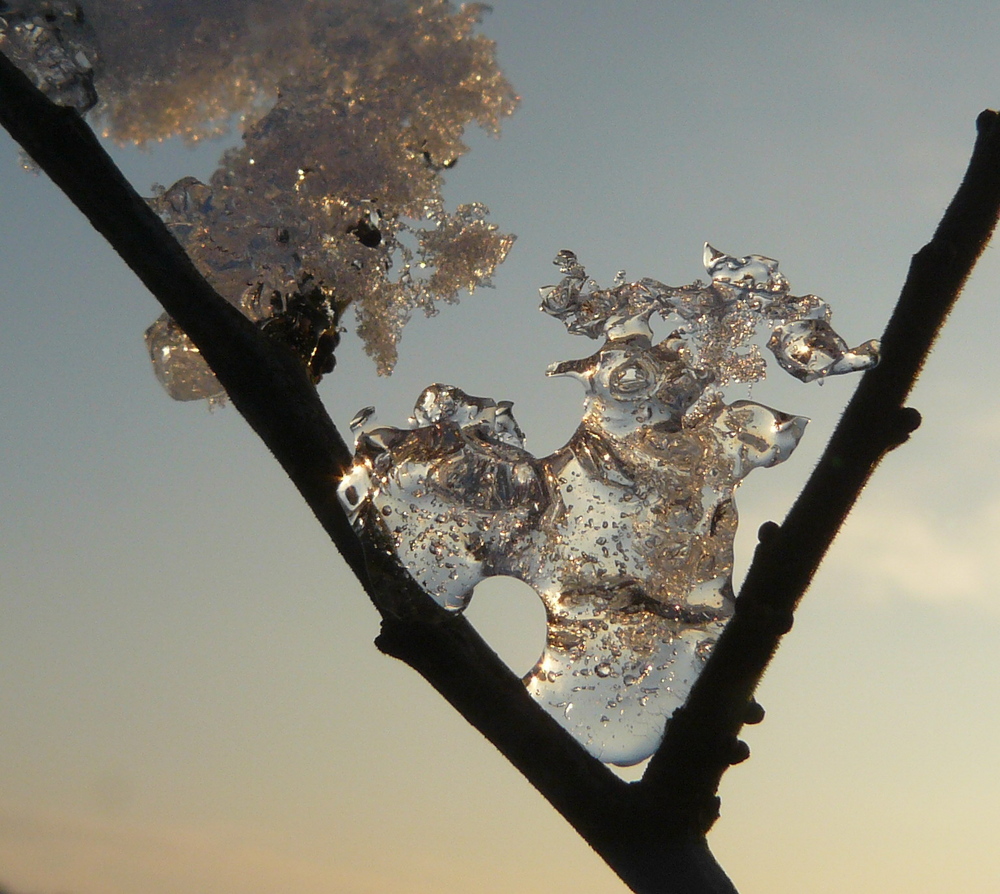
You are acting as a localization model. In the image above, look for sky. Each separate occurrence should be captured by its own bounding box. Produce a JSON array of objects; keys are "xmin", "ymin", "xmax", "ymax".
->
[{"xmin": 2, "ymin": 1, "xmax": 1000, "ymax": 892}]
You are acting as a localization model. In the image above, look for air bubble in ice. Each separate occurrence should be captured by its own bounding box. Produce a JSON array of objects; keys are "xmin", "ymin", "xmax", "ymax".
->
[{"xmin": 339, "ymin": 247, "xmax": 880, "ymax": 765}]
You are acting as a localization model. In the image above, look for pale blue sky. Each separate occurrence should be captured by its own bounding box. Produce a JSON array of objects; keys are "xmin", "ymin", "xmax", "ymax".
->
[{"xmin": 2, "ymin": 2, "xmax": 1000, "ymax": 892}]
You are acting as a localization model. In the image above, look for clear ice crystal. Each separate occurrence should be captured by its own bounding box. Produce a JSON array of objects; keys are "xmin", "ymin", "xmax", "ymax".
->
[
  {"xmin": 339, "ymin": 247, "xmax": 880, "ymax": 765},
  {"xmin": 143, "ymin": 314, "xmax": 226, "ymax": 406}
]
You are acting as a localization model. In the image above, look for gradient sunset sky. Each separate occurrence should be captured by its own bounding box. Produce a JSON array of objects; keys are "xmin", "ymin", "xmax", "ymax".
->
[{"xmin": 3, "ymin": 2, "xmax": 1000, "ymax": 892}]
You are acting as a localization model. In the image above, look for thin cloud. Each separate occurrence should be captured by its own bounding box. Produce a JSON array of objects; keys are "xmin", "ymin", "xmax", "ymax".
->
[{"xmin": 826, "ymin": 496, "xmax": 1000, "ymax": 610}]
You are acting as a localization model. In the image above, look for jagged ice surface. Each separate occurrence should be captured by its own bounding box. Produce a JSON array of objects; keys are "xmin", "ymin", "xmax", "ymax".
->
[
  {"xmin": 2, "ymin": 0, "xmax": 518, "ymax": 400},
  {"xmin": 2, "ymin": 5, "xmax": 882, "ymax": 765},
  {"xmin": 339, "ymin": 247, "xmax": 880, "ymax": 765}
]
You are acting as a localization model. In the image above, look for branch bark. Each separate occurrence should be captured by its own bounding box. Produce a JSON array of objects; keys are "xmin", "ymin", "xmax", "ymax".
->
[
  {"xmin": 644, "ymin": 108, "xmax": 1000, "ymax": 826},
  {"xmin": 1, "ymin": 48, "xmax": 711, "ymax": 892},
  {"xmin": 4, "ymin": 46, "xmax": 998, "ymax": 893}
]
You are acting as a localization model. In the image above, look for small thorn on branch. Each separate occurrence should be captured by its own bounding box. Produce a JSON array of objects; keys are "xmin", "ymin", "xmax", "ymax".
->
[
  {"xmin": 728, "ymin": 740, "xmax": 751, "ymax": 765},
  {"xmin": 744, "ymin": 700, "xmax": 766, "ymax": 725},
  {"xmin": 757, "ymin": 521, "xmax": 781, "ymax": 544}
]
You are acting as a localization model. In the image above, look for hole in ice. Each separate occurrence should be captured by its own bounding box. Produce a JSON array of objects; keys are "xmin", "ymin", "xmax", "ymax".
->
[
  {"xmin": 339, "ymin": 246, "xmax": 880, "ymax": 764},
  {"xmin": 463, "ymin": 577, "xmax": 547, "ymax": 678}
]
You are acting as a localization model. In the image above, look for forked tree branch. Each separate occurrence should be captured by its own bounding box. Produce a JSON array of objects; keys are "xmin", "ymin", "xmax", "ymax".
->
[{"xmin": 4, "ymin": 48, "xmax": 998, "ymax": 894}]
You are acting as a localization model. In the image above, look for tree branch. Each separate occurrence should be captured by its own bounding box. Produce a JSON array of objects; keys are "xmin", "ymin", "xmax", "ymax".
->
[
  {"xmin": 2, "ymin": 48, "xmax": 704, "ymax": 892},
  {"xmin": 0, "ymin": 49, "xmax": 369, "ymax": 586},
  {"xmin": 9, "ymin": 44, "xmax": 993, "ymax": 893},
  {"xmin": 645, "ymin": 108, "xmax": 1000, "ymax": 828}
]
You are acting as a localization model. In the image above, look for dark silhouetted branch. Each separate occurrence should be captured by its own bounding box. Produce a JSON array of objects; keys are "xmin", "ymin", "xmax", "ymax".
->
[
  {"xmin": 645, "ymin": 108, "xmax": 1000, "ymax": 831},
  {"xmin": 5, "ymin": 43, "xmax": 996, "ymax": 893},
  {"xmin": 3, "ymin": 48, "xmax": 718, "ymax": 893},
  {"xmin": 0, "ymin": 49, "xmax": 367, "ymax": 586}
]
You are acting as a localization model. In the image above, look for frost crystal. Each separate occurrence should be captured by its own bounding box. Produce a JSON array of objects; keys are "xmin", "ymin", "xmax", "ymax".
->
[
  {"xmin": 5, "ymin": 1, "xmax": 518, "ymax": 399},
  {"xmin": 0, "ymin": 1, "xmax": 98, "ymax": 113},
  {"xmin": 339, "ymin": 247, "xmax": 880, "ymax": 765}
]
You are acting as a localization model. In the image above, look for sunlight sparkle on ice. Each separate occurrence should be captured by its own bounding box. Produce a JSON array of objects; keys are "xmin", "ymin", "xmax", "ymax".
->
[{"xmin": 339, "ymin": 247, "xmax": 879, "ymax": 765}]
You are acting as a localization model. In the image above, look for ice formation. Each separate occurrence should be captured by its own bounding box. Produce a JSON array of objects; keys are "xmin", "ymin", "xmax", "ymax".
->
[
  {"xmin": 2, "ymin": 0, "xmax": 518, "ymax": 400},
  {"xmin": 0, "ymin": 0, "xmax": 98, "ymax": 113},
  {"xmin": 339, "ymin": 247, "xmax": 880, "ymax": 765}
]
